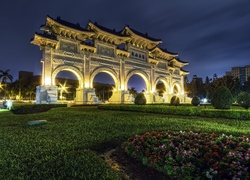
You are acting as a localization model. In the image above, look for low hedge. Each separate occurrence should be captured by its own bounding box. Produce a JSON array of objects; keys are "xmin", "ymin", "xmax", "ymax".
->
[
  {"xmin": 11, "ymin": 104, "xmax": 67, "ymax": 114},
  {"xmin": 98, "ymin": 105, "xmax": 199, "ymax": 116},
  {"xmin": 98, "ymin": 104, "xmax": 250, "ymax": 120},
  {"xmin": 200, "ymin": 109, "xmax": 250, "ymax": 119}
]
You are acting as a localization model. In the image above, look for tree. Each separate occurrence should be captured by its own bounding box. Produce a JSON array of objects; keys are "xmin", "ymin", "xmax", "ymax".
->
[
  {"xmin": 213, "ymin": 75, "xmax": 240, "ymax": 98},
  {"xmin": 93, "ymin": 83, "xmax": 114, "ymax": 101},
  {"xmin": 204, "ymin": 76, "xmax": 213, "ymax": 100},
  {"xmin": 211, "ymin": 86, "xmax": 233, "ymax": 109},
  {"xmin": 134, "ymin": 93, "xmax": 146, "ymax": 105},
  {"xmin": 191, "ymin": 96, "xmax": 200, "ymax": 106},
  {"xmin": 170, "ymin": 96, "xmax": 180, "ymax": 106},
  {"xmin": 205, "ymin": 76, "xmax": 210, "ymax": 84},
  {"xmin": 14, "ymin": 78, "xmax": 24, "ymax": 101},
  {"xmin": 213, "ymin": 74, "xmax": 218, "ymax": 81},
  {"xmin": 189, "ymin": 76, "xmax": 206, "ymax": 98},
  {"xmin": 237, "ymin": 92, "xmax": 250, "ymax": 110},
  {"xmin": 241, "ymin": 77, "xmax": 250, "ymax": 93},
  {"xmin": 128, "ymin": 87, "xmax": 138, "ymax": 98},
  {"xmin": 25, "ymin": 85, "xmax": 36, "ymax": 101},
  {"xmin": 0, "ymin": 69, "xmax": 13, "ymax": 100},
  {"xmin": 156, "ymin": 82, "xmax": 165, "ymax": 96}
]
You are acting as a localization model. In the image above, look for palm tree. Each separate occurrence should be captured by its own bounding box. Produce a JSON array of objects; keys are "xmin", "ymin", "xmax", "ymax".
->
[{"xmin": 0, "ymin": 69, "xmax": 13, "ymax": 100}]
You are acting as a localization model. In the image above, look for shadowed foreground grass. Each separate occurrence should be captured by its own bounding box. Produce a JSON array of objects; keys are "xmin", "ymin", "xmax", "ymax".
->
[{"xmin": 0, "ymin": 106, "xmax": 249, "ymax": 179}]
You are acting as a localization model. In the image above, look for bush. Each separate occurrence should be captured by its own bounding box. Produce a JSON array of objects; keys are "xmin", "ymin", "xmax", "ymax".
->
[
  {"xmin": 211, "ymin": 86, "xmax": 233, "ymax": 109},
  {"xmin": 191, "ymin": 96, "xmax": 200, "ymax": 106},
  {"xmin": 200, "ymin": 109, "xmax": 250, "ymax": 119},
  {"xmin": 134, "ymin": 93, "xmax": 146, "ymax": 105},
  {"xmin": 170, "ymin": 96, "xmax": 180, "ymax": 106},
  {"xmin": 237, "ymin": 92, "xmax": 250, "ymax": 110},
  {"xmin": 11, "ymin": 104, "xmax": 67, "ymax": 114}
]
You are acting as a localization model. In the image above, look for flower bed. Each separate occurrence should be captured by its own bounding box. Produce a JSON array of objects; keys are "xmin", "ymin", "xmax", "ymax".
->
[{"xmin": 122, "ymin": 130, "xmax": 250, "ymax": 179}]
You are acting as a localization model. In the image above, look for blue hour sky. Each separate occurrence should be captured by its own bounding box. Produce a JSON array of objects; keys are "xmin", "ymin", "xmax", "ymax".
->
[{"xmin": 0, "ymin": 0, "xmax": 250, "ymax": 83}]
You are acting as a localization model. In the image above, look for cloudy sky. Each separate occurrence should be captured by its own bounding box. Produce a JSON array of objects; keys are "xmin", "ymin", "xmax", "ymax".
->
[{"xmin": 1, "ymin": 0, "xmax": 250, "ymax": 82}]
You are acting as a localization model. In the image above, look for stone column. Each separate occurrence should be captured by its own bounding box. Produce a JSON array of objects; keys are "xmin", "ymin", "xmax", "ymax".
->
[{"xmin": 36, "ymin": 47, "xmax": 58, "ymax": 104}]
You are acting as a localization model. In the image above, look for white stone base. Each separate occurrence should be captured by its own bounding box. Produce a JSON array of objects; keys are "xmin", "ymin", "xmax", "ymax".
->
[
  {"xmin": 75, "ymin": 88, "xmax": 99, "ymax": 104},
  {"xmin": 36, "ymin": 85, "xmax": 58, "ymax": 104},
  {"xmin": 108, "ymin": 90, "xmax": 134, "ymax": 104},
  {"xmin": 144, "ymin": 92, "xmax": 165, "ymax": 104}
]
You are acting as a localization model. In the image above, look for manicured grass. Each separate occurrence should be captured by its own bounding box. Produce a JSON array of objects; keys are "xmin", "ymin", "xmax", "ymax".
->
[{"xmin": 0, "ymin": 106, "xmax": 250, "ymax": 179}]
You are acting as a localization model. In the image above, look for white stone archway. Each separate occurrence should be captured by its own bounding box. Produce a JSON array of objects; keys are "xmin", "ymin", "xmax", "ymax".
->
[{"xmin": 32, "ymin": 16, "xmax": 189, "ymax": 104}]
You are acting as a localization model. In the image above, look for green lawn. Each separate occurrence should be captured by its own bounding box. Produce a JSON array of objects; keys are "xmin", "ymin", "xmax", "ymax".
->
[{"xmin": 0, "ymin": 106, "xmax": 249, "ymax": 179}]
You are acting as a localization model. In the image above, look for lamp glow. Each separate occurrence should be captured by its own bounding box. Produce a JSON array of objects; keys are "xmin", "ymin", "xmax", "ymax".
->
[
  {"xmin": 58, "ymin": 82, "xmax": 69, "ymax": 100},
  {"xmin": 3, "ymin": 100, "xmax": 12, "ymax": 110},
  {"xmin": 44, "ymin": 77, "xmax": 51, "ymax": 85}
]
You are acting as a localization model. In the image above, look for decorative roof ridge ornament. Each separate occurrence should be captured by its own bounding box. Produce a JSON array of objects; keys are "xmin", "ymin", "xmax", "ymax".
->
[
  {"xmin": 122, "ymin": 25, "xmax": 162, "ymax": 43},
  {"xmin": 150, "ymin": 46, "xmax": 178, "ymax": 56}
]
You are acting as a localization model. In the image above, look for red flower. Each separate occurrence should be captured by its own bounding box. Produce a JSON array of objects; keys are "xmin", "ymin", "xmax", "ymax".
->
[
  {"xmin": 213, "ymin": 152, "xmax": 219, "ymax": 157},
  {"xmin": 211, "ymin": 132, "xmax": 216, "ymax": 138},
  {"xmin": 153, "ymin": 157, "xmax": 158, "ymax": 162},
  {"xmin": 213, "ymin": 162, "xmax": 219, "ymax": 169}
]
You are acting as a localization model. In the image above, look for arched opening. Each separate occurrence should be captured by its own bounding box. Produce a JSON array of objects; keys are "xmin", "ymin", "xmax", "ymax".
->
[
  {"xmin": 92, "ymin": 72, "xmax": 115, "ymax": 102},
  {"xmin": 172, "ymin": 83, "xmax": 181, "ymax": 95},
  {"xmin": 55, "ymin": 71, "xmax": 79, "ymax": 101},
  {"xmin": 173, "ymin": 85, "xmax": 178, "ymax": 94},
  {"xmin": 127, "ymin": 74, "xmax": 146, "ymax": 98},
  {"xmin": 156, "ymin": 81, "xmax": 166, "ymax": 97}
]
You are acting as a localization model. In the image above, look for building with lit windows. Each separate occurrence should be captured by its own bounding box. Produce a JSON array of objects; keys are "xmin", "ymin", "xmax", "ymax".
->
[{"xmin": 226, "ymin": 65, "xmax": 250, "ymax": 85}]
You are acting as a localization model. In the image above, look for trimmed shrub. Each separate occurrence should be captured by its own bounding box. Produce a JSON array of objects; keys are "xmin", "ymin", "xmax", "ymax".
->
[
  {"xmin": 170, "ymin": 96, "xmax": 180, "ymax": 106},
  {"xmin": 237, "ymin": 92, "xmax": 250, "ymax": 110},
  {"xmin": 134, "ymin": 93, "xmax": 146, "ymax": 105},
  {"xmin": 11, "ymin": 104, "xmax": 67, "ymax": 114},
  {"xmin": 200, "ymin": 109, "xmax": 250, "ymax": 119},
  {"xmin": 211, "ymin": 86, "xmax": 233, "ymax": 109},
  {"xmin": 191, "ymin": 96, "xmax": 200, "ymax": 106}
]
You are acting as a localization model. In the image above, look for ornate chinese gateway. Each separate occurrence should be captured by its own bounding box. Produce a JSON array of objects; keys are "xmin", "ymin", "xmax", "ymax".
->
[{"xmin": 31, "ymin": 16, "xmax": 189, "ymax": 104}]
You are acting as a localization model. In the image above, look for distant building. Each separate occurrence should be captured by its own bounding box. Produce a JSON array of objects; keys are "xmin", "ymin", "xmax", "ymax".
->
[
  {"xmin": 226, "ymin": 65, "xmax": 250, "ymax": 85},
  {"xmin": 19, "ymin": 71, "xmax": 33, "ymax": 81}
]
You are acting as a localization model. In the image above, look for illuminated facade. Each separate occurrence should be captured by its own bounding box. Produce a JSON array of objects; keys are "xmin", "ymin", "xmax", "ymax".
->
[{"xmin": 31, "ymin": 16, "xmax": 189, "ymax": 104}]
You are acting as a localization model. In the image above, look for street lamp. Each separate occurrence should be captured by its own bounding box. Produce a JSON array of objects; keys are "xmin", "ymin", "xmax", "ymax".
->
[{"xmin": 203, "ymin": 98, "xmax": 208, "ymax": 108}]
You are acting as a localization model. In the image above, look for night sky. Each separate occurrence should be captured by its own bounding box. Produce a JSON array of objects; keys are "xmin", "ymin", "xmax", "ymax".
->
[{"xmin": 1, "ymin": 0, "xmax": 250, "ymax": 82}]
